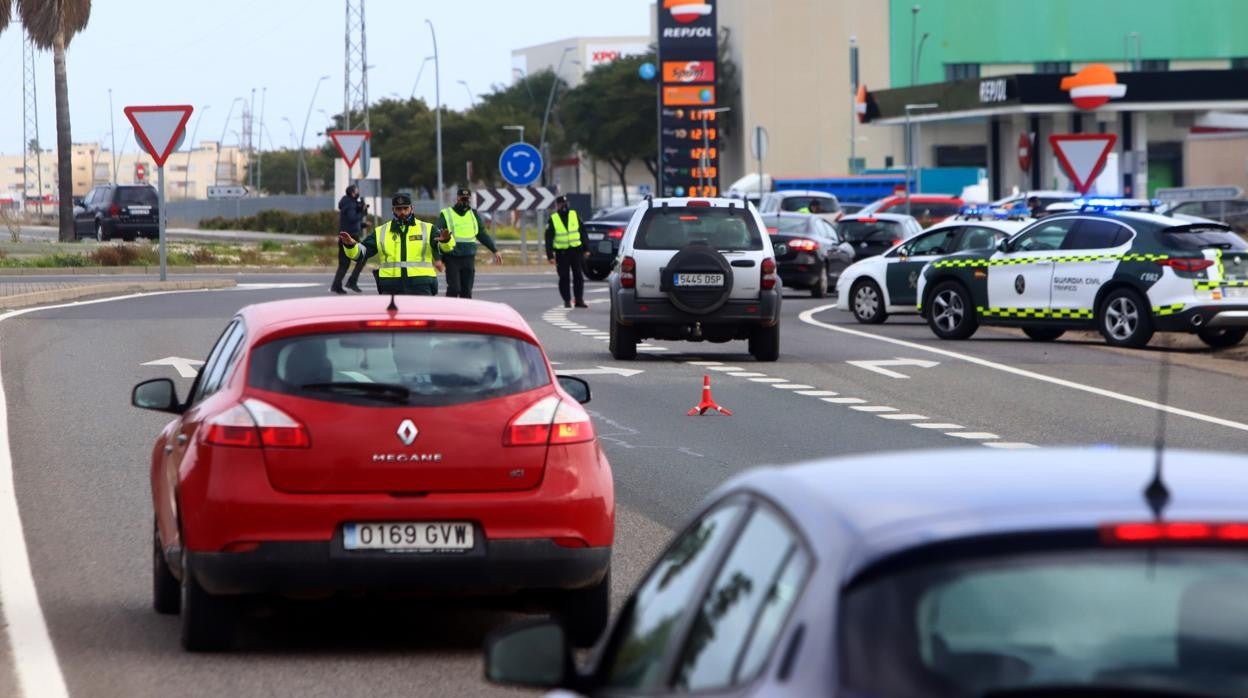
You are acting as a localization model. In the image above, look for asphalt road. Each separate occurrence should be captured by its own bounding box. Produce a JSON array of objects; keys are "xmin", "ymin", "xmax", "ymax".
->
[{"xmin": 1, "ymin": 273, "xmax": 1246, "ymax": 697}]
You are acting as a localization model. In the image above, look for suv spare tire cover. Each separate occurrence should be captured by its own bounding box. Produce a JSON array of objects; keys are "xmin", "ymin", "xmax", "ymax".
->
[{"xmin": 661, "ymin": 242, "xmax": 735, "ymax": 315}]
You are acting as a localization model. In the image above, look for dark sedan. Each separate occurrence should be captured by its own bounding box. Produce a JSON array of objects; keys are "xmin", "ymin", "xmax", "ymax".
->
[
  {"xmin": 485, "ymin": 447, "xmax": 1248, "ymax": 697},
  {"xmin": 763, "ymin": 212, "xmax": 853, "ymax": 297},
  {"xmin": 583, "ymin": 206, "xmax": 639, "ymax": 280}
]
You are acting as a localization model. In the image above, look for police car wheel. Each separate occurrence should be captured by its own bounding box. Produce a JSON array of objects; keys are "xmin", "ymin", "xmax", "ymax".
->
[
  {"xmin": 850, "ymin": 280, "xmax": 887, "ymax": 324},
  {"xmin": 927, "ymin": 281, "xmax": 978, "ymax": 340},
  {"xmin": 1022, "ymin": 327, "xmax": 1066, "ymax": 342},
  {"xmin": 1196, "ymin": 327, "xmax": 1248, "ymax": 349},
  {"xmin": 1098, "ymin": 288, "xmax": 1155, "ymax": 348},
  {"xmin": 811, "ymin": 265, "xmax": 829, "ymax": 298}
]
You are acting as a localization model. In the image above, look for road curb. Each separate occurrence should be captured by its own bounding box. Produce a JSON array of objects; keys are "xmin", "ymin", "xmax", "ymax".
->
[{"xmin": 0, "ymin": 279, "xmax": 237, "ymax": 310}]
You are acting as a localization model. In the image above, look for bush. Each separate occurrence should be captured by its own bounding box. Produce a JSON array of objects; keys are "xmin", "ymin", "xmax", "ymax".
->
[
  {"xmin": 90, "ymin": 243, "xmax": 157, "ymax": 266},
  {"xmin": 258, "ymin": 240, "xmax": 283, "ymax": 252},
  {"xmin": 48, "ymin": 253, "xmax": 88, "ymax": 267},
  {"xmin": 188, "ymin": 247, "xmax": 218, "ymax": 264},
  {"xmin": 197, "ymin": 210, "xmax": 341, "ymax": 235}
]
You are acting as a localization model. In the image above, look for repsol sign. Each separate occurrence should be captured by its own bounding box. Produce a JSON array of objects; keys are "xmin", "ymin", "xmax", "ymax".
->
[{"xmin": 662, "ymin": 26, "xmax": 714, "ymax": 39}]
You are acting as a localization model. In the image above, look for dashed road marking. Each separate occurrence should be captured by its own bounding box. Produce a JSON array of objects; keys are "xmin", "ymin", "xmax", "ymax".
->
[
  {"xmin": 822, "ymin": 397, "xmax": 867, "ymax": 404},
  {"xmin": 948, "ymin": 432, "xmax": 1000, "ymax": 440},
  {"xmin": 795, "ymin": 390, "xmax": 838, "ymax": 397},
  {"xmin": 913, "ymin": 423, "xmax": 965, "ymax": 430},
  {"xmin": 850, "ymin": 405, "xmax": 899, "ymax": 413},
  {"xmin": 771, "ymin": 384, "xmax": 814, "ymax": 390}
]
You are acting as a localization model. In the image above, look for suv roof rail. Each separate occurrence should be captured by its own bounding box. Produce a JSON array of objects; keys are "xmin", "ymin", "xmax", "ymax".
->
[{"xmin": 644, "ymin": 194, "xmax": 654, "ymax": 208}]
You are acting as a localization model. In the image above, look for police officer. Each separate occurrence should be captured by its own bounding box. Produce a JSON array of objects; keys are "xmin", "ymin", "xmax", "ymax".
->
[
  {"xmin": 339, "ymin": 193, "xmax": 453, "ymax": 296},
  {"xmin": 544, "ymin": 194, "xmax": 589, "ymax": 308},
  {"xmin": 331, "ymin": 184, "xmax": 368, "ymax": 294},
  {"xmin": 798, "ymin": 199, "xmax": 823, "ymax": 214},
  {"xmin": 437, "ymin": 187, "xmax": 502, "ymax": 298}
]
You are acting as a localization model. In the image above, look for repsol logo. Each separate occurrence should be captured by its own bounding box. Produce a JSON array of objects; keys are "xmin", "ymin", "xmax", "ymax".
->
[
  {"xmin": 662, "ymin": 26, "xmax": 714, "ymax": 39},
  {"xmin": 979, "ymin": 79, "xmax": 1008, "ymax": 103},
  {"xmin": 593, "ymin": 50, "xmax": 622, "ymax": 62}
]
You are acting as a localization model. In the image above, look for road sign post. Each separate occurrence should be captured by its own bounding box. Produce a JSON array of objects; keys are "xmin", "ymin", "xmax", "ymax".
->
[
  {"xmin": 751, "ymin": 126, "xmax": 768, "ymax": 206},
  {"xmin": 124, "ymin": 105, "xmax": 194, "ymax": 282}
]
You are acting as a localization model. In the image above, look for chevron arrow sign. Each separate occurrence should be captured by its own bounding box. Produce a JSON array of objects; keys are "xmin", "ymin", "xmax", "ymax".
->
[{"xmin": 474, "ymin": 186, "xmax": 557, "ymax": 212}]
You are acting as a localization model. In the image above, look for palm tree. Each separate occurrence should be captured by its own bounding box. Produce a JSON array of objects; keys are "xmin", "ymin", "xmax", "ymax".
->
[{"xmin": 12, "ymin": 0, "xmax": 92, "ymax": 242}]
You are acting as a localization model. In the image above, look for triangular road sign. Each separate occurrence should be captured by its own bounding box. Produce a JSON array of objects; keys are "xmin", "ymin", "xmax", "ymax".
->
[
  {"xmin": 124, "ymin": 105, "xmax": 194, "ymax": 168},
  {"xmin": 329, "ymin": 131, "xmax": 371, "ymax": 168},
  {"xmin": 1049, "ymin": 133, "xmax": 1117, "ymax": 194}
]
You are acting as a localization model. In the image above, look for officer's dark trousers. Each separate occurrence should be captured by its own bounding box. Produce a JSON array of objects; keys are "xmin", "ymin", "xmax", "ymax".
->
[
  {"xmin": 332, "ymin": 242, "xmax": 366, "ymax": 290},
  {"xmin": 444, "ymin": 255, "xmax": 476, "ymax": 298},
  {"xmin": 555, "ymin": 249, "xmax": 586, "ymax": 304}
]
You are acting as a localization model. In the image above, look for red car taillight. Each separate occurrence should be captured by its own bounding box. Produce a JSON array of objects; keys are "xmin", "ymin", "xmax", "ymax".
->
[
  {"xmin": 761, "ymin": 257, "xmax": 778, "ymax": 290},
  {"xmin": 1156, "ymin": 258, "xmax": 1214, "ymax": 272},
  {"xmin": 202, "ymin": 398, "xmax": 311, "ymax": 449},
  {"xmin": 607, "ymin": 227, "xmax": 625, "ymax": 240},
  {"xmin": 109, "ymin": 204, "xmax": 121, "ymax": 217},
  {"xmin": 892, "ymin": 239, "xmax": 903, "ymax": 247},
  {"xmin": 787, "ymin": 238, "xmax": 818, "ymax": 252},
  {"xmin": 1102, "ymin": 521, "xmax": 1248, "ymax": 544},
  {"xmin": 620, "ymin": 255, "xmax": 636, "ymax": 289},
  {"xmin": 504, "ymin": 396, "xmax": 594, "ymax": 446}
]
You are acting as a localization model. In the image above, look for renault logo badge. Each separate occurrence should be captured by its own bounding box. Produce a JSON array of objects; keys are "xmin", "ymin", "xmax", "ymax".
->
[{"xmin": 396, "ymin": 419, "xmax": 419, "ymax": 446}]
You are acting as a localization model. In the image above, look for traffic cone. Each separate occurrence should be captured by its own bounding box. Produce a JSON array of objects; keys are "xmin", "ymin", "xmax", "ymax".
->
[{"xmin": 688, "ymin": 374, "xmax": 732, "ymax": 416}]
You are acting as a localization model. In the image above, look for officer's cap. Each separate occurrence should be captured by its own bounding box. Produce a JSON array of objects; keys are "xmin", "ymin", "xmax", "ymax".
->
[
  {"xmin": 391, "ymin": 193, "xmax": 412, "ymax": 206},
  {"xmin": 555, "ymin": 194, "xmax": 568, "ymax": 204},
  {"xmin": 456, "ymin": 187, "xmax": 472, "ymax": 197}
]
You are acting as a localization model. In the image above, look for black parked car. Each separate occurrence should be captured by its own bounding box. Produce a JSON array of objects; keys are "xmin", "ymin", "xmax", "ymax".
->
[
  {"xmin": 73, "ymin": 184, "xmax": 159, "ymax": 241},
  {"xmin": 583, "ymin": 206, "xmax": 638, "ymax": 280},
  {"xmin": 763, "ymin": 213, "xmax": 854, "ymax": 297}
]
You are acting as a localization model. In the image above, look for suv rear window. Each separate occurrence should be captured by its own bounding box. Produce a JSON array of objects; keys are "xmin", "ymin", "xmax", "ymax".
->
[
  {"xmin": 839, "ymin": 219, "xmax": 903, "ymax": 243},
  {"xmin": 840, "ymin": 549, "xmax": 1248, "ymax": 697},
  {"xmin": 116, "ymin": 187, "xmax": 158, "ymax": 205},
  {"xmin": 882, "ymin": 201, "xmax": 960, "ymax": 219},
  {"xmin": 248, "ymin": 331, "xmax": 549, "ymax": 406},
  {"xmin": 1159, "ymin": 225, "xmax": 1248, "ymax": 252},
  {"xmin": 779, "ymin": 197, "xmax": 837, "ymax": 213},
  {"xmin": 635, "ymin": 207, "xmax": 763, "ymax": 251}
]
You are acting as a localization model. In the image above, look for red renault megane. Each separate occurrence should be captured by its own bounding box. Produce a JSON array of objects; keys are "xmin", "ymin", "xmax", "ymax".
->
[{"xmin": 132, "ymin": 296, "xmax": 614, "ymax": 651}]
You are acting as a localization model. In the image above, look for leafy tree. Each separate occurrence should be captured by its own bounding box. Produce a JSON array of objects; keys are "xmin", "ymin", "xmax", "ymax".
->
[
  {"xmin": 562, "ymin": 54, "xmax": 658, "ymax": 205},
  {"xmin": 8, "ymin": 0, "xmax": 92, "ymax": 241},
  {"xmin": 246, "ymin": 149, "xmax": 330, "ymax": 196}
]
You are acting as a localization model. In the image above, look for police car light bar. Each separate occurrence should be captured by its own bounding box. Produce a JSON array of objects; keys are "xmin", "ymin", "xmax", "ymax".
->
[
  {"xmin": 1075, "ymin": 197, "xmax": 1162, "ymax": 212},
  {"xmin": 958, "ymin": 205, "xmax": 1019, "ymax": 221}
]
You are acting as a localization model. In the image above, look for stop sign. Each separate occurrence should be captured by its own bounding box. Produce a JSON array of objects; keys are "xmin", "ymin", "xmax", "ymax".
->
[{"xmin": 1018, "ymin": 132, "xmax": 1032, "ymax": 172}]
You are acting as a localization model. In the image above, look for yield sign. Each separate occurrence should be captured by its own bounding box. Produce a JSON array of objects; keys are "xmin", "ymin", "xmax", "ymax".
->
[
  {"xmin": 329, "ymin": 130, "xmax": 371, "ymax": 168},
  {"xmin": 123, "ymin": 105, "xmax": 193, "ymax": 167},
  {"xmin": 1049, "ymin": 133, "xmax": 1117, "ymax": 194}
]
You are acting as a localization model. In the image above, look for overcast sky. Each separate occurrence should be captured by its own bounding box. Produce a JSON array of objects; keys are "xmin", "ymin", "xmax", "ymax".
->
[{"xmin": 0, "ymin": 0, "xmax": 653, "ymax": 156}]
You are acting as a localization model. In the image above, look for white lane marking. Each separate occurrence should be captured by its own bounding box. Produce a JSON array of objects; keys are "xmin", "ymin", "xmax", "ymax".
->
[
  {"xmin": 800, "ymin": 304, "xmax": 1248, "ymax": 434},
  {"xmin": 686, "ymin": 361, "xmax": 723, "ymax": 366},
  {"xmin": 850, "ymin": 405, "xmax": 899, "ymax": 413},
  {"xmin": 586, "ymin": 299, "xmax": 610, "ymax": 305},
  {"xmin": 706, "ymin": 366, "xmax": 745, "ymax": 372},
  {"xmin": 771, "ymin": 384, "xmax": 815, "ymax": 390},
  {"xmin": 0, "ymin": 292, "xmax": 214, "ymax": 698},
  {"xmin": 233, "ymin": 282, "xmax": 321, "ymax": 289},
  {"xmin": 913, "ymin": 423, "xmax": 965, "ymax": 429},
  {"xmin": 846, "ymin": 357, "xmax": 940, "ymax": 379},
  {"xmin": 822, "ymin": 397, "xmax": 866, "ymax": 404},
  {"xmin": 879, "ymin": 413, "xmax": 928, "ymax": 420},
  {"xmin": 984, "ymin": 442, "xmax": 1040, "ymax": 449},
  {"xmin": 795, "ymin": 390, "xmax": 839, "ymax": 397},
  {"xmin": 555, "ymin": 366, "xmax": 645, "ymax": 377},
  {"xmin": 140, "ymin": 356, "xmax": 205, "ymax": 378},
  {"xmin": 587, "ymin": 287, "xmax": 609, "ymax": 294},
  {"xmin": 948, "ymin": 432, "xmax": 1000, "ymax": 440},
  {"xmin": 726, "ymin": 372, "xmax": 766, "ymax": 377},
  {"xmin": 749, "ymin": 377, "xmax": 788, "ymax": 383},
  {"xmin": 638, "ymin": 346, "xmax": 669, "ymax": 352}
]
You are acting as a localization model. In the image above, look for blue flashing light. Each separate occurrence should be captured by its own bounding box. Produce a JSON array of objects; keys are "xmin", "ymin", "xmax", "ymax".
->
[
  {"xmin": 1074, "ymin": 197, "xmax": 1161, "ymax": 212},
  {"xmin": 959, "ymin": 205, "xmax": 1020, "ymax": 220}
]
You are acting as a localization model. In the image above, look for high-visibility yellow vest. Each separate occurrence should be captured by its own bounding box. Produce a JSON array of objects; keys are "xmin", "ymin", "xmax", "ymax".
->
[
  {"xmin": 551, "ymin": 210, "xmax": 582, "ymax": 250},
  {"xmin": 374, "ymin": 220, "xmax": 436, "ymax": 278},
  {"xmin": 441, "ymin": 207, "xmax": 479, "ymax": 245}
]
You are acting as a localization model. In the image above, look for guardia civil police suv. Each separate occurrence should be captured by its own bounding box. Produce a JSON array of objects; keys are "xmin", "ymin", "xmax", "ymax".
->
[
  {"xmin": 917, "ymin": 198, "xmax": 1248, "ymax": 348},
  {"xmin": 836, "ymin": 206, "xmax": 1032, "ymax": 324}
]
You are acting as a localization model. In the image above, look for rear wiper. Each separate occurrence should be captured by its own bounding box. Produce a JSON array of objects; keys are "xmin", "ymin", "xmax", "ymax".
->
[
  {"xmin": 299, "ymin": 381, "xmax": 411, "ymax": 403},
  {"xmin": 984, "ymin": 683, "xmax": 1229, "ymax": 698}
]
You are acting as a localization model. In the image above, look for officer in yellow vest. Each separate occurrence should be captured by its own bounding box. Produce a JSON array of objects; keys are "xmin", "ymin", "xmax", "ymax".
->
[
  {"xmin": 338, "ymin": 193, "xmax": 453, "ymax": 296},
  {"xmin": 436, "ymin": 187, "xmax": 502, "ymax": 298},
  {"xmin": 544, "ymin": 194, "xmax": 589, "ymax": 308}
]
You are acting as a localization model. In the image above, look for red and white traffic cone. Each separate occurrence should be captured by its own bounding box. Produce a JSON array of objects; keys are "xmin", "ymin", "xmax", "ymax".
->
[{"xmin": 688, "ymin": 374, "xmax": 732, "ymax": 416}]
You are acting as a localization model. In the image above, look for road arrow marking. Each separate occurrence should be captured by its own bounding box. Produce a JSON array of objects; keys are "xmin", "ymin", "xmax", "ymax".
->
[
  {"xmin": 846, "ymin": 358, "xmax": 940, "ymax": 379},
  {"xmin": 556, "ymin": 366, "xmax": 645, "ymax": 377},
  {"xmin": 142, "ymin": 356, "xmax": 204, "ymax": 378}
]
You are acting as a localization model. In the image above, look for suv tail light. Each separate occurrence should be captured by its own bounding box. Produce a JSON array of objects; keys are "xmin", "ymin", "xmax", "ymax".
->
[
  {"xmin": 202, "ymin": 398, "xmax": 311, "ymax": 449},
  {"xmin": 608, "ymin": 227, "xmax": 625, "ymax": 240},
  {"xmin": 504, "ymin": 396, "xmax": 594, "ymax": 446},
  {"xmin": 109, "ymin": 204, "xmax": 121, "ymax": 217},
  {"xmin": 1102, "ymin": 521, "xmax": 1248, "ymax": 544},
  {"xmin": 761, "ymin": 258, "xmax": 778, "ymax": 290},
  {"xmin": 620, "ymin": 255, "xmax": 636, "ymax": 288},
  {"xmin": 1156, "ymin": 257, "xmax": 1214, "ymax": 272},
  {"xmin": 787, "ymin": 238, "xmax": 818, "ymax": 252}
]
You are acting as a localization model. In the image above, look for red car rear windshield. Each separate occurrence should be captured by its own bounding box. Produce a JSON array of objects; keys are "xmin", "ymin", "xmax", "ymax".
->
[
  {"xmin": 840, "ymin": 548, "xmax": 1248, "ymax": 697},
  {"xmin": 248, "ymin": 331, "xmax": 549, "ymax": 406}
]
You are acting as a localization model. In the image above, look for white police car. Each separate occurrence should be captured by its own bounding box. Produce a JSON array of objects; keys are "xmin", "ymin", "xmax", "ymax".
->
[
  {"xmin": 835, "ymin": 207, "xmax": 1033, "ymax": 323},
  {"xmin": 917, "ymin": 198, "xmax": 1248, "ymax": 348}
]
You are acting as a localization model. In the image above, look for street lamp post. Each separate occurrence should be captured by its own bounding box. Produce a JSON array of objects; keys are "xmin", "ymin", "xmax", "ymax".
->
[
  {"xmin": 216, "ymin": 97, "xmax": 244, "ymax": 187},
  {"xmin": 298, "ymin": 75, "xmax": 330, "ymax": 195},
  {"xmin": 915, "ymin": 32, "xmax": 930, "ymax": 85},
  {"xmin": 539, "ymin": 46, "xmax": 576, "ymax": 187},
  {"xmin": 512, "ymin": 67, "xmax": 536, "ymax": 106},
  {"xmin": 903, "ymin": 102, "xmax": 938, "ymax": 215},
  {"xmin": 849, "ymin": 36, "xmax": 858, "ymax": 174},
  {"xmin": 183, "ymin": 104, "xmax": 210, "ymax": 200},
  {"xmin": 910, "ymin": 4, "xmax": 920, "ymax": 86},
  {"xmin": 426, "ymin": 19, "xmax": 443, "ymax": 206},
  {"xmin": 410, "ymin": 56, "xmax": 434, "ymax": 99},
  {"xmin": 108, "ymin": 88, "xmax": 118, "ymax": 183},
  {"xmin": 503, "ymin": 124, "xmax": 526, "ymax": 143},
  {"xmin": 457, "ymin": 80, "xmax": 476, "ymax": 107}
]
